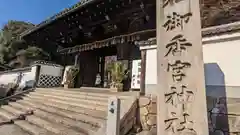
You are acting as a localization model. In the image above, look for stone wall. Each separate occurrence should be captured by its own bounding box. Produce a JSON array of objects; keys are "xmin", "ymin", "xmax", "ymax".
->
[
  {"xmin": 0, "ymin": 61, "xmax": 64, "ymax": 93},
  {"xmin": 0, "ymin": 67, "xmax": 34, "ymax": 86},
  {"xmin": 138, "ymin": 96, "xmax": 157, "ymax": 134},
  {"xmin": 138, "ymin": 95, "xmax": 240, "ymax": 135},
  {"xmin": 207, "ymin": 96, "xmax": 240, "ymax": 135}
]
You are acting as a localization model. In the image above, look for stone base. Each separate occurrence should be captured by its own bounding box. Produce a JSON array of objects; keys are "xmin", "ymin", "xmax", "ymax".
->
[
  {"xmin": 207, "ymin": 96, "xmax": 240, "ymax": 134},
  {"xmin": 136, "ymin": 130, "xmax": 156, "ymax": 135},
  {"xmin": 138, "ymin": 96, "xmax": 157, "ymax": 134},
  {"xmin": 136, "ymin": 94, "xmax": 240, "ymax": 135},
  {"xmin": 63, "ymin": 84, "xmax": 74, "ymax": 89},
  {"xmin": 110, "ymin": 87, "xmax": 123, "ymax": 92}
]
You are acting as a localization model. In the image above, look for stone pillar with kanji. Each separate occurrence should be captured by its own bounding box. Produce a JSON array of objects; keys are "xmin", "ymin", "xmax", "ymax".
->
[{"xmin": 156, "ymin": 0, "xmax": 209, "ymax": 135}]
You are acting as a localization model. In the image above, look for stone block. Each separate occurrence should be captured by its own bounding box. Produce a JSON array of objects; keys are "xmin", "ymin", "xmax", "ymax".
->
[
  {"xmin": 136, "ymin": 131, "xmax": 153, "ymax": 135},
  {"xmin": 140, "ymin": 115, "xmax": 150, "ymax": 130},
  {"xmin": 147, "ymin": 103, "xmax": 157, "ymax": 114},
  {"xmin": 138, "ymin": 96, "xmax": 157, "ymax": 132},
  {"xmin": 146, "ymin": 114, "xmax": 157, "ymax": 126},
  {"xmin": 140, "ymin": 106, "xmax": 149, "ymax": 116},
  {"xmin": 139, "ymin": 97, "xmax": 151, "ymax": 107}
]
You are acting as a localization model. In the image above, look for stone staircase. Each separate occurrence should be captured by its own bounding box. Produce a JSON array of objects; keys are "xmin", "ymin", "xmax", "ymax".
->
[{"xmin": 0, "ymin": 88, "xmax": 139, "ymax": 135}]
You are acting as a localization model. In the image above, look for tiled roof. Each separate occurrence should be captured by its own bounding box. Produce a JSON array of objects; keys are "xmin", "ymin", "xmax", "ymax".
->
[
  {"xmin": 202, "ymin": 21, "xmax": 240, "ymax": 36},
  {"xmin": 20, "ymin": 0, "xmax": 95, "ymax": 37},
  {"xmin": 20, "ymin": 0, "xmax": 240, "ymax": 38},
  {"xmin": 58, "ymin": 21, "xmax": 240, "ymax": 54}
]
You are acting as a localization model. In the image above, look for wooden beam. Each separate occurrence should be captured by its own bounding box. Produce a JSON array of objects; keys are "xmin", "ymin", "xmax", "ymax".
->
[
  {"xmin": 26, "ymin": 0, "xmax": 155, "ymax": 48},
  {"xmin": 140, "ymin": 49, "xmax": 146, "ymax": 95}
]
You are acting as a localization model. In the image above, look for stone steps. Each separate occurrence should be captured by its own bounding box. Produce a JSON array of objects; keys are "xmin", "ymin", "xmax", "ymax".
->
[
  {"xmin": 9, "ymin": 101, "xmax": 100, "ymax": 134},
  {"xmin": 16, "ymin": 100, "xmax": 106, "ymax": 127},
  {"xmin": 27, "ymin": 92, "xmax": 109, "ymax": 106},
  {"xmin": 27, "ymin": 115, "xmax": 84, "ymax": 135},
  {"xmin": 29, "ymin": 91, "xmax": 109, "ymax": 102},
  {"xmin": 33, "ymin": 109, "xmax": 97, "ymax": 135},
  {"xmin": 0, "ymin": 115, "xmax": 29, "ymax": 135},
  {"xmin": 3, "ymin": 105, "xmax": 98, "ymax": 135},
  {"xmin": 0, "ymin": 124, "xmax": 30, "ymax": 135},
  {"xmin": 36, "ymin": 88, "xmax": 136, "ymax": 99},
  {"xmin": 19, "ymin": 98, "xmax": 107, "ymax": 119},
  {"xmin": 1, "ymin": 104, "xmax": 85, "ymax": 135},
  {"xmin": 0, "ymin": 109, "xmax": 55, "ymax": 135},
  {"xmin": 0, "ymin": 87, "xmax": 139, "ymax": 135},
  {"xmin": 22, "ymin": 95, "xmax": 107, "ymax": 111}
]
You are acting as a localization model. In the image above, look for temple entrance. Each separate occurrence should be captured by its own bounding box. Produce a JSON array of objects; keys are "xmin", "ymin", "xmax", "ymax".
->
[
  {"xmin": 77, "ymin": 46, "xmax": 115, "ymax": 87},
  {"xmin": 77, "ymin": 46, "xmax": 117, "ymax": 88},
  {"xmin": 76, "ymin": 43, "xmax": 141, "ymax": 91}
]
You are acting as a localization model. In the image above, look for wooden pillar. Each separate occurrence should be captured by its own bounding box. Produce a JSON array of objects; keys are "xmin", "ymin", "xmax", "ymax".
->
[
  {"xmin": 100, "ymin": 56, "xmax": 105, "ymax": 87},
  {"xmin": 140, "ymin": 50, "xmax": 146, "ymax": 95},
  {"xmin": 157, "ymin": 0, "xmax": 209, "ymax": 135},
  {"xmin": 33, "ymin": 65, "xmax": 41, "ymax": 87},
  {"xmin": 74, "ymin": 54, "xmax": 79, "ymax": 66}
]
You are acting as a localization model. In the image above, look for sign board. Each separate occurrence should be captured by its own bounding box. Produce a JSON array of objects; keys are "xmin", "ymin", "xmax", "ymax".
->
[
  {"xmin": 106, "ymin": 97, "xmax": 120, "ymax": 135},
  {"xmin": 157, "ymin": 0, "xmax": 209, "ymax": 134},
  {"xmin": 131, "ymin": 60, "xmax": 141, "ymax": 89}
]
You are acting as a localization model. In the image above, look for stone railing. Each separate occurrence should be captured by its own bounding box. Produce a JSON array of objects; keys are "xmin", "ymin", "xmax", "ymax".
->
[{"xmin": 120, "ymin": 98, "xmax": 138, "ymax": 134}]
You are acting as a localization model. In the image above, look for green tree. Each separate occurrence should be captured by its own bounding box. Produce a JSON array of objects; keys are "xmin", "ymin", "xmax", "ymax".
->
[{"xmin": 0, "ymin": 20, "xmax": 50, "ymax": 68}]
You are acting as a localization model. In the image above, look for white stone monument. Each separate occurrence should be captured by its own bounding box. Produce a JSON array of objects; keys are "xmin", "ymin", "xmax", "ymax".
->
[{"xmin": 106, "ymin": 96, "xmax": 121, "ymax": 135}]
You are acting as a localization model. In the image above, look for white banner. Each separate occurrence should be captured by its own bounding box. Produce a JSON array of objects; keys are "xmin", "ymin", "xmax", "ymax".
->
[{"xmin": 131, "ymin": 60, "xmax": 141, "ymax": 89}]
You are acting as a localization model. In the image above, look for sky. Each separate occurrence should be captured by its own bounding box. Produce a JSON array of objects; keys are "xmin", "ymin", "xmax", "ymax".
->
[{"xmin": 0, "ymin": 0, "xmax": 79, "ymax": 27}]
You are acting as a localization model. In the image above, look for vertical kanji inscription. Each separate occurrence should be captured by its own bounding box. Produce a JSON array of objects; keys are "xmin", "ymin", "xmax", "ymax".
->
[
  {"xmin": 167, "ymin": 60, "xmax": 191, "ymax": 82},
  {"xmin": 163, "ymin": 0, "xmax": 184, "ymax": 8},
  {"xmin": 163, "ymin": 12, "xmax": 192, "ymax": 31},
  {"xmin": 165, "ymin": 34, "xmax": 192, "ymax": 57},
  {"xmin": 157, "ymin": 0, "xmax": 209, "ymax": 134}
]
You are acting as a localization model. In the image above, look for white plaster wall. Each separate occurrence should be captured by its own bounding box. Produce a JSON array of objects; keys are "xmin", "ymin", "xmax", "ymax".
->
[
  {"xmin": 145, "ymin": 49, "xmax": 158, "ymax": 95},
  {"xmin": 146, "ymin": 49, "xmax": 157, "ymax": 85},
  {"xmin": 0, "ymin": 66, "xmax": 37, "ymax": 87},
  {"xmin": 18, "ymin": 71, "xmax": 36, "ymax": 87},
  {"xmin": 0, "ymin": 73, "xmax": 19, "ymax": 85},
  {"xmin": 39, "ymin": 65, "xmax": 63, "ymax": 76},
  {"xmin": 203, "ymin": 38, "xmax": 240, "ymax": 86},
  {"xmin": 202, "ymin": 34, "xmax": 240, "ymax": 98},
  {"xmin": 142, "ymin": 33, "xmax": 240, "ymax": 96},
  {"xmin": 0, "ymin": 64, "xmax": 64, "ymax": 89}
]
